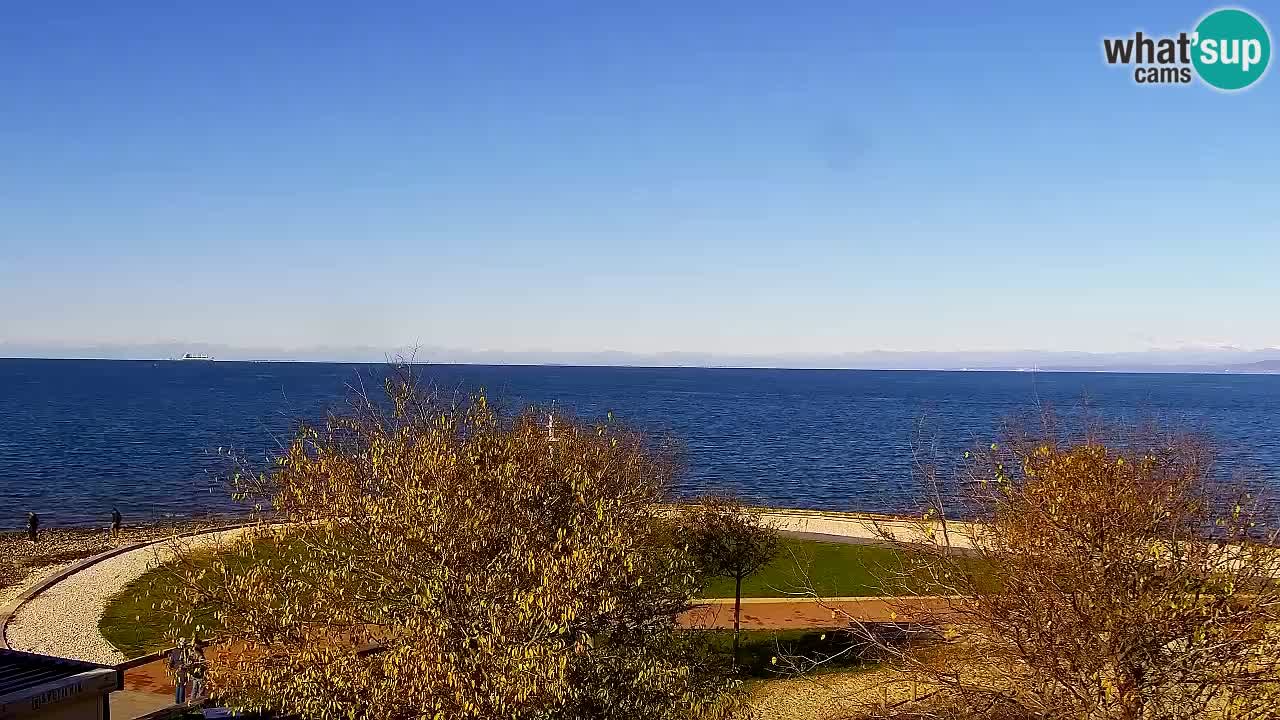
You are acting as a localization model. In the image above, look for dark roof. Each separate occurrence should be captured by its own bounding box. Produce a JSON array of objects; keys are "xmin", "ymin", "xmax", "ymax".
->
[{"xmin": 0, "ymin": 649, "xmax": 109, "ymax": 698}]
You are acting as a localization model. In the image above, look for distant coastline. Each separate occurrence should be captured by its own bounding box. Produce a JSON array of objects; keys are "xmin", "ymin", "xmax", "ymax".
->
[
  {"xmin": 4, "ymin": 339, "xmax": 1280, "ymax": 374},
  {"xmin": 0, "ymin": 355, "xmax": 1277, "ymax": 375}
]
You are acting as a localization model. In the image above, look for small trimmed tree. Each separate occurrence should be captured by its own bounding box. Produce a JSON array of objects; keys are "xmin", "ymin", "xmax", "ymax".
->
[
  {"xmin": 684, "ymin": 495, "xmax": 780, "ymax": 668},
  {"xmin": 158, "ymin": 371, "xmax": 741, "ymax": 720}
]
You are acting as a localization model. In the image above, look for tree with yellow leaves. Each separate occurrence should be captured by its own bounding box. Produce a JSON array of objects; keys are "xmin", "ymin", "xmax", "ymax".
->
[{"xmin": 159, "ymin": 368, "xmax": 741, "ymax": 719}]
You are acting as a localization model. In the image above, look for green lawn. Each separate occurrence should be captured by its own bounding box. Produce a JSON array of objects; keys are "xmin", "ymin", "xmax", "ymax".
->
[
  {"xmin": 99, "ymin": 548, "xmax": 227, "ymax": 658},
  {"xmin": 101, "ymin": 535, "xmax": 942, "ymax": 658},
  {"xmin": 99, "ymin": 583, "xmax": 168, "ymax": 658},
  {"xmin": 700, "ymin": 538, "xmax": 919, "ymax": 598},
  {"xmin": 101, "ymin": 538, "xmax": 290, "ymax": 658}
]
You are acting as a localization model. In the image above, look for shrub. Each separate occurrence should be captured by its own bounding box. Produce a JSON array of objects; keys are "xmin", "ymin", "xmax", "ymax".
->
[
  {"xmin": 158, "ymin": 370, "xmax": 742, "ymax": 720},
  {"xmin": 831, "ymin": 427, "xmax": 1280, "ymax": 719}
]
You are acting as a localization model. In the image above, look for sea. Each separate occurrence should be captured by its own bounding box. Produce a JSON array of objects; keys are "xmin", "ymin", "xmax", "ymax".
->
[{"xmin": 2, "ymin": 358, "xmax": 1279, "ymax": 527}]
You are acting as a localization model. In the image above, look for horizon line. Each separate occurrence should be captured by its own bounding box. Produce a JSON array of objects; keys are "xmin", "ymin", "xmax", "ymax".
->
[{"xmin": 1, "ymin": 354, "xmax": 1277, "ymax": 376}]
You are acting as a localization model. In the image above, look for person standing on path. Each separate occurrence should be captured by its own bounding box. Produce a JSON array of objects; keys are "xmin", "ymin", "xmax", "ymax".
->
[
  {"xmin": 26, "ymin": 512, "xmax": 38, "ymax": 543},
  {"xmin": 170, "ymin": 640, "xmax": 189, "ymax": 704},
  {"xmin": 110, "ymin": 507, "xmax": 122, "ymax": 542},
  {"xmin": 188, "ymin": 640, "xmax": 208, "ymax": 703}
]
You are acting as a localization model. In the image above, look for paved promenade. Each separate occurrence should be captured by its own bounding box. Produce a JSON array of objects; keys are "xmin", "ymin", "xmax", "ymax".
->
[{"xmin": 751, "ymin": 508, "xmax": 977, "ymax": 550}]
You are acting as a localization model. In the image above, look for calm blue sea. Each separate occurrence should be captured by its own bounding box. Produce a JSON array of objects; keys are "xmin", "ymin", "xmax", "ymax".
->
[{"xmin": 1, "ymin": 359, "xmax": 1279, "ymax": 527}]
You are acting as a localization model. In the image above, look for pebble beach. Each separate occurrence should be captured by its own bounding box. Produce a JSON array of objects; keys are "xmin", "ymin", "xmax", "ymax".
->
[{"xmin": 0, "ymin": 520, "xmax": 231, "ymax": 596}]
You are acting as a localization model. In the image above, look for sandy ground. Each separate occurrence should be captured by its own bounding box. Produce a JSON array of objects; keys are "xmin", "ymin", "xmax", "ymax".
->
[{"xmin": 746, "ymin": 665, "xmax": 931, "ymax": 720}]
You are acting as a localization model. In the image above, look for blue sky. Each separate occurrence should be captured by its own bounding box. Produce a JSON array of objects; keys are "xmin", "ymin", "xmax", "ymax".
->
[{"xmin": 2, "ymin": 1, "xmax": 1277, "ymax": 359}]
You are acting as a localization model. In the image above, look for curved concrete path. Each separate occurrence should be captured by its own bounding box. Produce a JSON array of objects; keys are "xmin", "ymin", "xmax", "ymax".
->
[
  {"xmin": 2, "ymin": 510, "xmax": 975, "ymax": 664},
  {"xmin": 754, "ymin": 509, "xmax": 977, "ymax": 550},
  {"xmin": 2, "ymin": 526, "xmax": 257, "ymax": 664}
]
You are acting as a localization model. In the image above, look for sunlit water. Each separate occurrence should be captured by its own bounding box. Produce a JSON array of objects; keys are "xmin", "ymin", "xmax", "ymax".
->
[{"xmin": 2, "ymin": 359, "xmax": 1278, "ymax": 527}]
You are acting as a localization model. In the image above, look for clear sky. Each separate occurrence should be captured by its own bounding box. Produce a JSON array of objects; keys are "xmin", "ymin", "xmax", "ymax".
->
[{"xmin": 2, "ymin": 2, "xmax": 1277, "ymax": 358}]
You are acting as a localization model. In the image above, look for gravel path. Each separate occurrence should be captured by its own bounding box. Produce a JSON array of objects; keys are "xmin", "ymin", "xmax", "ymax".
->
[
  {"xmin": 5, "ymin": 527, "xmax": 254, "ymax": 664},
  {"xmin": 0, "ymin": 561, "xmax": 78, "ymax": 608}
]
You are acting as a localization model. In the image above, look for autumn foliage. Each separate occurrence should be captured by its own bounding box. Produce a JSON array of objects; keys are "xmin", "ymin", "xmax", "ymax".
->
[
  {"xmin": 160, "ymin": 371, "xmax": 738, "ymax": 719},
  {"xmin": 842, "ymin": 428, "xmax": 1280, "ymax": 720}
]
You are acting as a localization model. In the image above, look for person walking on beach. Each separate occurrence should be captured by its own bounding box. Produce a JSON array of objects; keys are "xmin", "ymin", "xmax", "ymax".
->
[
  {"xmin": 110, "ymin": 507, "xmax": 122, "ymax": 542},
  {"xmin": 26, "ymin": 512, "xmax": 38, "ymax": 544}
]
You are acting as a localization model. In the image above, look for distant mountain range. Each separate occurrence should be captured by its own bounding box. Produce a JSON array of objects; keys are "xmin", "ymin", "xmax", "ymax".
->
[
  {"xmin": 3, "ymin": 342, "xmax": 1279, "ymax": 374},
  {"xmin": 1233, "ymin": 359, "xmax": 1280, "ymax": 373}
]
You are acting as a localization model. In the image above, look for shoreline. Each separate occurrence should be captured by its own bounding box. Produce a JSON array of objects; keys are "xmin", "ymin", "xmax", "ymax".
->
[
  {"xmin": 0, "ymin": 516, "xmax": 244, "ymax": 598},
  {"xmin": 3, "ymin": 524, "xmax": 261, "ymax": 663}
]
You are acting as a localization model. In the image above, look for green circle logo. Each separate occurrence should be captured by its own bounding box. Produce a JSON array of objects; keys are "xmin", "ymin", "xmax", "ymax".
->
[{"xmin": 1192, "ymin": 8, "xmax": 1271, "ymax": 90}]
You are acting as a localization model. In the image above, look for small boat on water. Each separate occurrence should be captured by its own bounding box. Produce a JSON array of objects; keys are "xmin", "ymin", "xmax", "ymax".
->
[{"xmin": 178, "ymin": 353, "xmax": 213, "ymax": 361}]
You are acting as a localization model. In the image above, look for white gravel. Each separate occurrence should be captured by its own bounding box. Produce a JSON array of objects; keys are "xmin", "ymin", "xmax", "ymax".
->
[
  {"xmin": 0, "ymin": 561, "xmax": 78, "ymax": 608},
  {"xmin": 5, "ymin": 527, "xmax": 254, "ymax": 664}
]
